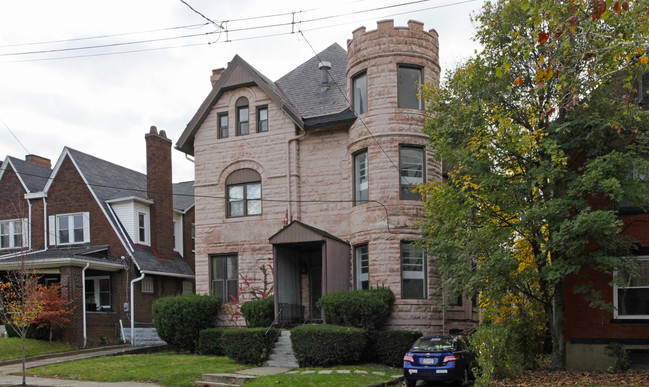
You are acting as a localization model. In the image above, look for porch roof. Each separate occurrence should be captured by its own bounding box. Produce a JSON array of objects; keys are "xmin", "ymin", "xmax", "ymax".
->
[
  {"xmin": 0, "ymin": 245, "xmax": 125, "ymax": 271},
  {"xmin": 269, "ymin": 220, "xmax": 348, "ymax": 246}
]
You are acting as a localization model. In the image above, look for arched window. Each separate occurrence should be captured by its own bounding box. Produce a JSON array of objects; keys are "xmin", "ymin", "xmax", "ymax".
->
[
  {"xmin": 226, "ymin": 169, "xmax": 261, "ymax": 217},
  {"xmin": 236, "ymin": 97, "xmax": 249, "ymax": 136}
]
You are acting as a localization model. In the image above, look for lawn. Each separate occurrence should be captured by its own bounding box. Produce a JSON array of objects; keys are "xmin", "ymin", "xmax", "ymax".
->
[
  {"xmin": 29, "ymin": 353, "xmax": 252, "ymax": 387},
  {"xmin": 29, "ymin": 353, "xmax": 401, "ymax": 387},
  {"xmin": 0, "ymin": 338, "xmax": 78, "ymax": 361}
]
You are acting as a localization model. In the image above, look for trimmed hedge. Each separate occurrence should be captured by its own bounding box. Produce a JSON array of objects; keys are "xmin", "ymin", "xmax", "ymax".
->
[
  {"xmin": 291, "ymin": 324, "xmax": 367, "ymax": 367},
  {"xmin": 198, "ymin": 328, "xmax": 228, "ymax": 355},
  {"xmin": 316, "ymin": 287, "xmax": 395, "ymax": 331},
  {"xmin": 370, "ymin": 330, "xmax": 423, "ymax": 367},
  {"xmin": 240, "ymin": 296, "xmax": 274, "ymax": 328},
  {"xmin": 152, "ymin": 294, "xmax": 221, "ymax": 353},
  {"xmin": 6, "ymin": 323, "xmax": 51, "ymax": 341},
  {"xmin": 221, "ymin": 327, "xmax": 278, "ymax": 365}
]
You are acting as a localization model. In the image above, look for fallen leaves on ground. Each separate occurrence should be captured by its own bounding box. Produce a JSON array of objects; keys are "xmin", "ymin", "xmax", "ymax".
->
[{"xmin": 495, "ymin": 370, "xmax": 649, "ymax": 386}]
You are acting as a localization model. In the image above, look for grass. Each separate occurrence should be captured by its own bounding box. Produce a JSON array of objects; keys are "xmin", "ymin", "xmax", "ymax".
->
[
  {"xmin": 29, "ymin": 353, "xmax": 253, "ymax": 387},
  {"xmin": 0, "ymin": 338, "xmax": 78, "ymax": 361},
  {"xmin": 28, "ymin": 353, "xmax": 402, "ymax": 387},
  {"xmin": 246, "ymin": 364, "xmax": 402, "ymax": 387}
]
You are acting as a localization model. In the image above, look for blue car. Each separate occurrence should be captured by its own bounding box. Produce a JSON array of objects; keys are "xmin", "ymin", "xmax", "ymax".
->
[{"xmin": 403, "ymin": 334, "xmax": 474, "ymax": 386}]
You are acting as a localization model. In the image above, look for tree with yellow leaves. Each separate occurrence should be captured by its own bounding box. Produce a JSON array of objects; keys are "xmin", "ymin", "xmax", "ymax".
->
[{"xmin": 420, "ymin": 0, "xmax": 649, "ymax": 370}]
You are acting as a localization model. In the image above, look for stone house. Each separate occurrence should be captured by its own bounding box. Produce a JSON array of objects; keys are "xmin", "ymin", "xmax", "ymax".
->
[
  {"xmin": 0, "ymin": 128, "xmax": 195, "ymax": 346},
  {"xmin": 176, "ymin": 20, "xmax": 478, "ymax": 333},
  {"xmin": 563, "ymin": 71, "xmax": 649, "ymax": 370}
]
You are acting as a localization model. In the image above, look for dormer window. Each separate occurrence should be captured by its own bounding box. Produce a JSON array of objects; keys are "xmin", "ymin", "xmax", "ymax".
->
[
  {"xmin": 236, "ymin": 97, "xmax": 249, "ymax": 136},
  {"xmin": 138, "ymin": 212, "xmax": 147, "ymax": 243}
]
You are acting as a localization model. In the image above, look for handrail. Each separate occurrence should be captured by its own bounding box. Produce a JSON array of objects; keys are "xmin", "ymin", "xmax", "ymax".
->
[{"xmin": 265, "ymin": 303, "xmax": 285, "ymax": 336}]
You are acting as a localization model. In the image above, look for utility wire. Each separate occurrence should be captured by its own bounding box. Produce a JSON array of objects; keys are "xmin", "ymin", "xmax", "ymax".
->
[
  {"xmin": 178, "ymin": 0, "xmax": 224, "ymax": 30},
  {"xmin": 0, "ymin": 117, "xmax": 30, "ymax": 155}
]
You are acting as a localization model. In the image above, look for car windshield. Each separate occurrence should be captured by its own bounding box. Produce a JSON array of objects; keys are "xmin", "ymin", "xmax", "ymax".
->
[{"xmin": 410, "ymin": 336, "xmax": 456, "ymax": 351}]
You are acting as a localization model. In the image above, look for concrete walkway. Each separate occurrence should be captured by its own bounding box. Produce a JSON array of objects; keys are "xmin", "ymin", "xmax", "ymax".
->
[{"xmin": 0, "ymin": 345, "xmax": 163, "ymax": 387}]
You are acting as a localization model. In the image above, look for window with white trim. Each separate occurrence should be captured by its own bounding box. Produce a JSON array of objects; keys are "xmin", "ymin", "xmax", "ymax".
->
[
  {"xmin": 401, "ymin": 242, "xmax": 426, "ymax": 299},
  {"xmin": 50, "ymin": 213, "xmax": 90, "ymax": 245},
  {"xmin": 0, "ymin": 219, "xmax": 27, "ymax": 250},
  {"xmin": 138, "ymin": 212, "xmax": 147, "ymax": 244},
  {"xmin": 615, "ymin": 257, "xmax": 649, "ymax": 319},
  {"xmin": 354, "ymin": 244, "xmax": 369, "ymax": 290},
  {"xmin": 85, "ymin": 276, "xmax": 110, "ymax": 311},
  {"xmin": 354, "ymin": 150, "xmax": 369, "ymax": 205},
  {"xmin": 400, "ymin": 145, "xmax": 425, "ymax": 200}
]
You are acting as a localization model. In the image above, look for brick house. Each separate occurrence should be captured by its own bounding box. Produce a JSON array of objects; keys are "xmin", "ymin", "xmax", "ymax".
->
[
  {"xmin": 176, "ymin": 20, "xmax": 478, "ymax": 333},
  {"xmin": 0, "ymin": 127, "xmax": 195, "ymax": 346},
  {"xmin": 564, "ymin": 72, "xmax": 649, "ymax": 370}
]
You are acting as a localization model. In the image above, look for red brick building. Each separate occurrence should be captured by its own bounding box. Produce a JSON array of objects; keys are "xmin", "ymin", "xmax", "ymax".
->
[
  {"xmin": 564, "ymin": 73, "xmax": 649, "ymax": 369},
  {"xmin": 0, "ymin": 127, "xmax": 195, "ymax": 346}
]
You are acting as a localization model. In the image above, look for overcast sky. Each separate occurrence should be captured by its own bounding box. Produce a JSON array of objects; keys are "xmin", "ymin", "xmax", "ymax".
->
[{"xmin": 0, "ymin": 0, "xmax": 485, "ymax": 183}]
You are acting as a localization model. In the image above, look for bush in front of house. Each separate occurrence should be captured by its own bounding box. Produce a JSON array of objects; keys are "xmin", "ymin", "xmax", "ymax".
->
[
  {"xmin": 291, "ymin": 324, "xmax": 367, "ymax": 367},
  {"xmin": 240, "ymin": 296, "xmax": 274, "ymax": 328},
  {"xmin": 221, "ymin": 327, "xmax": 278, "ymax": 365},
  {"xmin": 198, "ymin": 327, "xmax": 229, "ymax": 355},
  {"xmin": 315, "ymin": 287, "xmax": 395, "ymax": 331},
  {"xmin": 152, "ymin": 294, "xmax": 221, "ymax": 353},
  {"xmin": 470, "ymin": 325, "xmax": 521, "ymax": 385},
  {"xmin": 5, "ymin": 323, "xmax": 51, "ymax": 341},
  {"xmin": 370, "ymin": 329, "xmax": 423, "ymax": 367}
]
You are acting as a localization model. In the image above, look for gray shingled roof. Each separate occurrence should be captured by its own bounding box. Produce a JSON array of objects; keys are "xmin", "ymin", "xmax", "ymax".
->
[
  {"xmin": 173, "ymin": 181, "xmax": 194, "ymax": 212},
  {"xmin": 133, "ymin": 245, "xmax": 194, "ymax": 277},
  {"xmin": 0, "ymin": 245, "xmax": 125, "ymax": 268},
  {"xmin": 7, "ymin": 156, "xmax": 52, "ymax": 193},
  {"xmin": 276, "ymin": 43, "xmax": 350, "ymax": 120}
]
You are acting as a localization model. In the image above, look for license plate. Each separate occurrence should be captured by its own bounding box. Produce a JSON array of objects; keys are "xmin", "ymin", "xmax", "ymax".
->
[{"xmin": 420, "ymin": 358, "xmax": 436, "ymax": 365}]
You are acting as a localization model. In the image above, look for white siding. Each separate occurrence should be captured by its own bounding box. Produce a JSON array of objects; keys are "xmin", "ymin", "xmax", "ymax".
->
[
  {"xmin": 110, "ymin": 200, "xmax": 151, "ymax": 245},
  {"xmin": 133, "ymin": 202, "xmax": 150, "ymax": 246},
  {"xmin": 173, "ymin": 213, "xmax": 183, "ymax": 256}
]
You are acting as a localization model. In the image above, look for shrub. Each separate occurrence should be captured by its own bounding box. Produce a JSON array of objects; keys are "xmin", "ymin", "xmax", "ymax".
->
[
  {"xmin": 221, "ymin": 327, "xmax": 278, "ymax": 365},
  {"xmin": 470, "ymin": 325, "xmax": 521, "ymax": 386},
  {"xmin": 605, "ymin": 342, "xmax": 631, "ymax": 373},
  {"xmin": 240, "ymin": 296, "xmax": 274, "ymax": 328},
  {"xmin": 370, "ymin": 330, "xmax": 423, "ymax": 367},
  {"xmin": 152, "ymin": 294, "xmax": 221, "ymax": 353},
  {"xmin": 291, "ymin": 324, "xmax": 367, "ymax": 367},
  {"xmin": 316, "ymin": 287, "xmax": 395, "ymax": 331},
  {"xmin": 6, "ymin": 323, "xmax": 50, "ymax": 341},
  {"xmin": 198, "ymin": 328, "xmax": 228, "ymax": 355}
]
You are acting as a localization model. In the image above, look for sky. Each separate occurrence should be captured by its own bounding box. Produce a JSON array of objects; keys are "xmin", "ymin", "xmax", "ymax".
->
[{"xmin": 0, "ymin": 0, "xmax": 486, "ymax": 183}]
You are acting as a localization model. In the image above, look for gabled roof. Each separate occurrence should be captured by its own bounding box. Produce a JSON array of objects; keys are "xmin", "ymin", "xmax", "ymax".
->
[
  {"xmin": 176, "ymin": 55, "xmax": 303, "ymax": 155},
  {"xmin": 173, "ymin": 180, "xmax": 194, "ymax": 213},
  {"xmin": 1, "ymin": 156, "xmax": 52, "ymax": 193},
  {"xmin": 269, "ymin": 220, "xmax": 348, "ymax": 246}
]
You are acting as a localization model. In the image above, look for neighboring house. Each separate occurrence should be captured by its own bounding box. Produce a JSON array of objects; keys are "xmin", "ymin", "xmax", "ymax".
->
[
  {"xmin": 0, "ymin": 127, "xmax": 195, "ymax": 346},
  {"xmin": 564, "ymin": 72, "xmax": 649, "ymax": 369},
  {"xmin": 176, "ymin": 20, "xmax": 478, "ymax": 333}
]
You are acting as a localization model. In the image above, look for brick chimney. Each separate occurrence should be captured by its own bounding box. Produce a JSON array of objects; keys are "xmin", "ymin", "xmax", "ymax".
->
[
  {"xmin": 145, "ymin": 126, "xmax": 174, "ymax": 260},
  {"xmin": 25, "ymin": 154, "xmax": 51, "ymax": 169}
]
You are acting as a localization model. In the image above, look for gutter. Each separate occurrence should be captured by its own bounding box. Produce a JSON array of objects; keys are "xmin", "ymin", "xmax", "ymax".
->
[
  {"xmin": 82, "ymin": 262, "xmax": 90, "ymax": 347},
  {"xmin": 130, "ymin": 273, "xmax": 145, "ymax": 345}
]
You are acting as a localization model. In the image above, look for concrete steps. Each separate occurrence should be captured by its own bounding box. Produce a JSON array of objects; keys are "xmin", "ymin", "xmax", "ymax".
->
[
  {"xmin": 195, "ymin": 373, "xmax": 256, "ymax": 386},
  {"xmin": 121, "ymin": 327, "xmax": 166, "ymax": 346},
  {"xmin": 265, "ymin": 330, "xmax": 299, "ymax": 368}
]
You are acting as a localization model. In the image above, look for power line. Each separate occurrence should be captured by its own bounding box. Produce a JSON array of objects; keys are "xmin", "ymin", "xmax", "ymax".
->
[
  {"xmin": 0, "ymin": 117, "xmax": 30, "ymax": 155},
  {"xmin": 178, "ymin": 0, "xmax": 223, "ymax": 30}
]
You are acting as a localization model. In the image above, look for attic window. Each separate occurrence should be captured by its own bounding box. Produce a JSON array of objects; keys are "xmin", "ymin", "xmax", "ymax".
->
[{"xmin": 236, "ymin": 97, "xmax": 249, "ymax": 136}]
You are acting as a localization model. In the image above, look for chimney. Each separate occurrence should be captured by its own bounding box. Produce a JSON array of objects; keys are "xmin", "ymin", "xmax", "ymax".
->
[
  {"xmin": 145, "ymin": 125, "xmax": 174, "ymax": 260},
  {"xmin": 211, "ymin": 68, "xmax": 225, "ymax": 87},
  {"xmin": 319, "ymin": 61, "xmax": 331, "ymax": 91},
  {"xmin": 25, "ymin": 154, "xmax": 51, "ymax": 169}
]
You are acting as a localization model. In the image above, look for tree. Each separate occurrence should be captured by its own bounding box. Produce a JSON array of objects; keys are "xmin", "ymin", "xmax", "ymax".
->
[
  {"xmin": 420, "ymin": 0, "xmax": 649, "ymax": 370},
  {"xmin": 0, "ymin": 266, "xmax": 44, "ymax": 386},
  {"xmin": 33, "ymin": 282, "xmax": 75, "ymax": 342}
]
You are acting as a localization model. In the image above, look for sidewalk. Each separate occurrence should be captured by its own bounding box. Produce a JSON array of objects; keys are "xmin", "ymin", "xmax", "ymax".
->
[{"xmin": 0, "ymin": 345, "xmax": 164, "ymax": 387}]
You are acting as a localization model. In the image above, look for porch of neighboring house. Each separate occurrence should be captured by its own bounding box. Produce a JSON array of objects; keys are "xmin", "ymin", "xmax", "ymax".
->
[{"xmin": 269, "ymin": 221, "xmax": 350, "ymax": 326}]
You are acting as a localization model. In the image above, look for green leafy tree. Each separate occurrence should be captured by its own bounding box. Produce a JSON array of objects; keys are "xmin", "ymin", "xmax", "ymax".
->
[{"xmin": 420, "ymin": 0, "xmax": 649, "ymax": 370}]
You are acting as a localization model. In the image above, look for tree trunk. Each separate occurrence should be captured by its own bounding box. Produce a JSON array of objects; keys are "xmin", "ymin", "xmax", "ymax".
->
[
  {"xmin": 21, "ymin": 332, "xmax": 26, "ymax": 386},
  {"xmin": 550, "ymin": 280, "xmax": 566, "ymax": 370}
]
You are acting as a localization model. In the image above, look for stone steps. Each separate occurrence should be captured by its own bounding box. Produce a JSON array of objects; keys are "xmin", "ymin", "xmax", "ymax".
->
[
  {"xmin": 265, "ymin": 330, "xmax": 298, "ymax": 368},
  {"xmin": 121, "ymin": 327, "xmax": 166, "ymax": 346}
]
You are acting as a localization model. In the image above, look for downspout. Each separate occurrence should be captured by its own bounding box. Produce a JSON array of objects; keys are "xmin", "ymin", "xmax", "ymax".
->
[
  {"xmin": 27, "ymin": 200, "xmax": 32, "ymax": 250},
  {"xmin": 81, "ymin": 262, "xmax": 90, "ymax": 347},
  {"xmin": 130, "ymin": 272, "xmax": 145, "ymax": 345},
  {"xmin": 286, "ymin": 131, "xmax": 306, "ymax": 221},
  {"xmin": 43, "ymin": 197, "xmax": 48, "ymax": 250}
]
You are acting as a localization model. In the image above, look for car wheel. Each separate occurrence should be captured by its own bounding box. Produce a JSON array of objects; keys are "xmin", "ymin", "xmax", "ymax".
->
[{"xmin": 405, "ymin": 378, "xmax": 417, "ymax": 387}]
